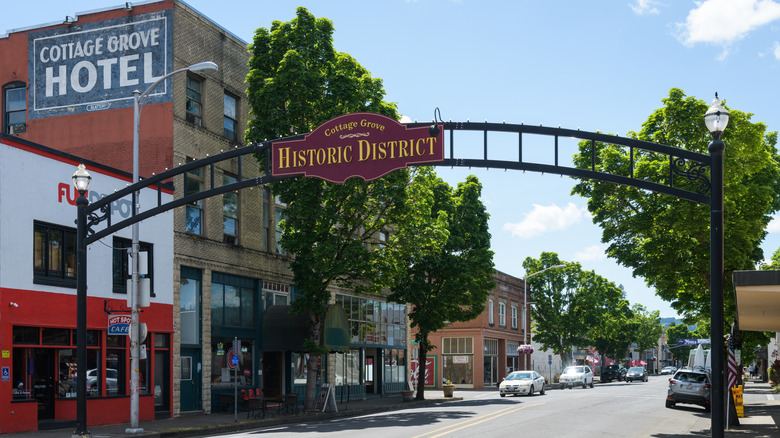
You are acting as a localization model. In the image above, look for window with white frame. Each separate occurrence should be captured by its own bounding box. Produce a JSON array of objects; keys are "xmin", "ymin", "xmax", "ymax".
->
[
  {"xmin": 488, "ymin": 299, "xmax": 494, "ymax": 325},
  {"xmin": 263, "ymin": 281, "xmax": 289, "ymax": 309},
  {"xmin": 511, "ymin": 305, "xmax": 518, "ymax": 329},
  {"xmin": 498, "ymin": 302, "xmax": 506, "ymax": 327}
]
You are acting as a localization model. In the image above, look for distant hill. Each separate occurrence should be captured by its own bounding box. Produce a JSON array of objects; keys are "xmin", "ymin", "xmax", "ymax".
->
[{"xmin": 661, "ymin": 317, "xmax": 697, "ymax": 331}]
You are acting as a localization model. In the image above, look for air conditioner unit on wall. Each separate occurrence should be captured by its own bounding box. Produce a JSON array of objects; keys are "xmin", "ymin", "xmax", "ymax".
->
[{"xmin": 9, "ymin": 124, "xmax": 26, "ymax": 135}]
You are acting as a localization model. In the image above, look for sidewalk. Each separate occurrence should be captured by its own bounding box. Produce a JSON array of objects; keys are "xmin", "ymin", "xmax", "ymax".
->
[{"xmin": 4, "ymin": 393, "xmax": 463, "ymax": 438}]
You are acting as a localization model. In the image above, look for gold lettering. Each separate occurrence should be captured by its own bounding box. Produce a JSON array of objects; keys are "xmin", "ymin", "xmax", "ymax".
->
[
  {"xmin": 344, "ymin": 145, "xmax": 353, "ymax": 163},
  {"xmin": 377, "ymin": 142, "xmax": 387, "ymax": 160},
  {"xmin": 278, "ymin": 147, "xmax": 290, "ymax": 169},
  {"xmin": 358, "ymin": 140, "xmax": 370, "ymax": 162},
  {"xmin": 399, "ymin": 140, "xmax": 409, "ymax": 158}
]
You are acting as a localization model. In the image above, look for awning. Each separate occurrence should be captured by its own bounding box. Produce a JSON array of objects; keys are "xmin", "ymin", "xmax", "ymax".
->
[
  {"xmin": 261, "ymin": 304, "xmax": 351, "ymax": 352},
  {"xmin": 262, "ymin": 305, "xmax": 310, "ymax": 352},
  {"xmin": 733, "ymin": 270, "xmax": 780, "ymax": 332}
]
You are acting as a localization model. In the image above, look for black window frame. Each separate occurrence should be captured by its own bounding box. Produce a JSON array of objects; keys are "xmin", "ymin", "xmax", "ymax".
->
[
  {"xmin": 4, "ymin": 81, "xmax": 26, "ymax": 134},
  {"xmin": 33, "ymin": 221, "xmax": 77, "ymax": 288},
  {"xmin": 112, "ymin": 236, "xmax": 155, "ymax": 297},
  {"xmin": 222, "ymin": 173, "xmax": 239, "ymax": 245},
  {"xmin": 185, "ymin": 75, "xmax": 204, "ymax": 127},
  {"xmin": 223, "ymin": 93, "xmax": 237, "ymax": 141}
]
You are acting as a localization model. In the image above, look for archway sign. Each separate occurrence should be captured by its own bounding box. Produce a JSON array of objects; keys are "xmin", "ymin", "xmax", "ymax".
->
[{"xmin": 78, "ymin": 111, "xmax": 725, "ymax": 435}]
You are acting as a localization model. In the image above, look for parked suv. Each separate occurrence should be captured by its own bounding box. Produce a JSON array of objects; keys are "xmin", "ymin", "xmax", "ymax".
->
[
  {"xmin": 666, "ymin": 369, "xmax": 711, "ymax": 412},
  {"xmin": 600, "ymin": 364, "xmax": 627, "ymax": 383}
]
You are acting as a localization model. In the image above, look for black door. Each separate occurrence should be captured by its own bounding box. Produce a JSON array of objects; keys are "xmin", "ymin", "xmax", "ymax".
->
[{"xmin": 32, "ymin": 349, "xmax": 56, "ymax": 420}]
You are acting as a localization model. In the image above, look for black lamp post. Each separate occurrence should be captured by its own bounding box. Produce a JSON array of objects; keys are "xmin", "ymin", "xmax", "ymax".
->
[
  {"xmin": 72, "ymin": 164, "xmax": 91, "ymax": 438},
  {"xmin": 704, "ymin": 93, "xmax": 729, "ymax": 437}
]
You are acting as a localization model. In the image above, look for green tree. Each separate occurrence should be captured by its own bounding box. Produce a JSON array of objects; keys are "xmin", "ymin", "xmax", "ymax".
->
[
  {"xmin": 383, "ymin": 173, "xmax": 495, "ymax": 400},
  {"xmin": 571, "ymin": 88, "xmax": 780, "ymax": 322},
  {"xmin": 665, "ymin": 323, "xmax": 695, "ymax": 363},
  {"xmin": 246, "ymin": 7, "xmax": 409, "ymax": 411},
  {"xmin": 588, "ymin": 299, "xmax": 635, "ymax": 366},
  {"xmin": 631, "ymin": 304, "xmax": 663, "ymax": 361}
]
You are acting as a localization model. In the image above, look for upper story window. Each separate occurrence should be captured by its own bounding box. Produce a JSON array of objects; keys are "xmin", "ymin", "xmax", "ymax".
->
[
  {"xmin": 223, "ymin": 93, "xmax": 237, "ymax": 141},
  {"xmin": 488, "ymin": 298, "xmax": 494, "ymax": 325},
  {"xmin": 275, "ymin": 207, "xmax": 286, "ymax": 255},
  {"xmin": 185, "ymin": 76, "xmax": 203, "ymax": 127},
  {"xmin": 4, "ymin": 82, "xmax": 26, "ymax": 135},
  {"xmin": 33, "ymin": 221, "xmax": 76, "ymax": 287},
  {"xmin": 223, "ymin": 173, "xmax": 239, "ymax": 245},
  {"xmin": 185, "ymin": 158, "xmax": 204, "ymax": 235},
  {"xmin": 511, "ymin": 305, "xmax": 518, "ymax": 329},
  {"xmin": 498, "ymin": 302, "xmax": 506, "ymax": 327},
  {"xmin": 379, "ymin": 231, "xmax": 388, "ymax": 249},
  {"xmin": 112, "ymin": 237, "xmax": 154, "ymax": 296},
  {"xmin": 211, "ymin": 273, "xmax": 256, "ymax": 328}
]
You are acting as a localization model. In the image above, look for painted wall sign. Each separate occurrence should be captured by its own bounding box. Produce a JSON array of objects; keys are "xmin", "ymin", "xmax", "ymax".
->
[
  {"xmin": 28, "ymin": 10, "xmax": 173, "ymax": 119},
  {"xmin": 108, "ymin": 314, "xmax": 132, "ymax": 335},
  {"xmin": 272, "ymin": 112, "xmax": 444, "ymax": 183}
]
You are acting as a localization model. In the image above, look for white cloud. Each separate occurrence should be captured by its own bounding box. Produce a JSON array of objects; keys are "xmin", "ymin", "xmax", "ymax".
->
[
  {"xmin": 775, "ymin": 42, "xmax": 780, "ymax": 59},
  {"xmin": 575, "ymin": 245, "xmax": 608, "ymax": 262},
  {"xmin": 503, "ymin": 202, "xmax": 588, "ymax": 239},
  {"xmin": 767, "ymin": 215, "xmax": 780, "ymax": 233},
  {"xmin": 675, "ymin": 0, "xmax": 780, "ymax": 56},
  {"xmin": 630, "ymin": 0, "xmax": 661, "ymax": 15}
]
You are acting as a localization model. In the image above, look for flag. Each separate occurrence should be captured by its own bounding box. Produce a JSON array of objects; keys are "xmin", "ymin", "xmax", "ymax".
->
[{"xmin": 727, "ymin": 347, "xmax": 738, "ymax": 390}]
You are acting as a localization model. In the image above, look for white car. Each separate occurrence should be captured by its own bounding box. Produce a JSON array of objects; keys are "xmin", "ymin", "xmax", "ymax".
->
[
  {"xmin": 560, "ymin": 365, "xmax": 594, "ymax": 389},
  {"xmin": 660, "ymin": 366, "xmax": 677, "ymax": 375},
  {"xmin": 499, "ymin": 370, "xmax": 546, "ymax": 397}
]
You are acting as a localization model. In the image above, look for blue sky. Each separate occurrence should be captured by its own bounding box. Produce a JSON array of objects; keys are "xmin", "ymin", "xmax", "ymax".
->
[{"xmin": 5, "ymin": 0, "xmax": 780, "ymax": 319}]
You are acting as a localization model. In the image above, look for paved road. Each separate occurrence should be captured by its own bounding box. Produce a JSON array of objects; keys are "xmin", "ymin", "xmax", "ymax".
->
[{"xmin": 209, "ymin": 376, "xmax": 712, "ymax": 437}]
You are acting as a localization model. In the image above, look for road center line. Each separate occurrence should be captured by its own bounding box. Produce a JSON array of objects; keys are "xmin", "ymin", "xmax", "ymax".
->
[{"xmin": 412, "ymin": 402, "xmax": 546, "ymax": 438}]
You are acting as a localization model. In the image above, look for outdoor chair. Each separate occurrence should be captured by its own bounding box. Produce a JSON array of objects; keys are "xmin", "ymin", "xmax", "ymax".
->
[{"xmin": 278, "ymin": 393, "xmax": 299, "ymax": 415}]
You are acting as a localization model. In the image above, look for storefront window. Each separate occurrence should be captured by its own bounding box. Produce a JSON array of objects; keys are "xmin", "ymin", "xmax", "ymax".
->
[
  {"xmin": 332, "ymin": 350, "xmax": 359, "ymax": 386},
  {"xmin": 180, "ymin": 272, "xmax": 201, "ymax": 345},
  {"xmin": 383, "ymin": 349, "xmax": 406, "ymax": 383},
  {"xmin": 211, "ymin": 338, "xmax": 253, "ymax": 387},
  {"xmin": 443, "ymin": 337, "xmax": 474, "ymax": 385},
  {"xmin": 106, "ymin": 335, "xmax": 126, "ymax": 396},
  {"xmin": 293, "ymin": 353, "xmax": 309, "ymax": 385}
]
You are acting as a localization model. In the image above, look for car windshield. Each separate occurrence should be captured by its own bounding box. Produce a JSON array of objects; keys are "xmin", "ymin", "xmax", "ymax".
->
[
  {"xmin": 507, "ymin": 372, "xmax": 533, "ymax": 380},
  {"xmin": 629, "ymin": 367, "xmax": 643, "ymax": 372},
  {"xmin": 675, "ymin": 372, "xmax": 708, "ymax": 383},
  {"xmin": 605, "ymin": 365, "xmax": 619, "ymax": 370},
  {"xmin": 563, "ymin": 366, "xmax": 584, "ymax": 374}
]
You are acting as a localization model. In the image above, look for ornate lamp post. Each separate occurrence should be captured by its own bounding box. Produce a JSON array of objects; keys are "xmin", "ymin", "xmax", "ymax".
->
[
  {"xmin": 522, "ymin": 264, "xmax": 566, "ymax": 369},
  {"xmin": 704, "ymin": 93, "xmax": 729, "ymax": 437},
  {"xmin": 72, "ymin": 164, "xmax": 91, "ymax": 438}
]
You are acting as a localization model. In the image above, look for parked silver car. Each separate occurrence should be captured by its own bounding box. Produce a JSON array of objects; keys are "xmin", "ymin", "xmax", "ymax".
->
[
  {"xmin": 559, "ymin": 365, "xmax": 594, "ymax": 389},
  {"xmin": 666, "ymin": 369, "xmax": 711, "ymax": 411}
]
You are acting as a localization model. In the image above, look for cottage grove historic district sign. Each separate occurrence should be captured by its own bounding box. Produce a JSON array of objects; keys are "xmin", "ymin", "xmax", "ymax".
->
[{"xmin": 272, "ymin": 112, "xmax": 444, "ymax": 183}]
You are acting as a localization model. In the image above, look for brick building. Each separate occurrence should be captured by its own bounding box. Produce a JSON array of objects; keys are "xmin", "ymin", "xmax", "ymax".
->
[
  {"xmin": 1, "ymin": 1, "xmax": 409, "ymax": 431},
  {"xmin": 418, "ymin": 271, "xmax": 528, "ymax": 389}
]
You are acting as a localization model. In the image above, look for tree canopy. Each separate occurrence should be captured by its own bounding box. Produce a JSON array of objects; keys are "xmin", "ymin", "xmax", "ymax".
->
[
  {"xmin": 246, "ymin": 7, "xmax": 409, "ymax": 411},
  {"xmin": 383, "ymin": 171, "xmax": 495, "ymax": 399},
  {"xmin": 571, "ymin": 88, "xmax": 780, "ymax": 321}
]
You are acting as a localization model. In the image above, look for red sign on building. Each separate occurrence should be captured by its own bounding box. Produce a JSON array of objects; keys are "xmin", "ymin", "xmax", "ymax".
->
[{"xmin": 272, "ymin": 112, "xmax": 444, "ymax": 183}]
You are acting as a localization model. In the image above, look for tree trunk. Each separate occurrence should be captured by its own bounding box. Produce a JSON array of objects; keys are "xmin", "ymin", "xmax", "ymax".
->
[
  {"xmin": 303, "ymin": 315, "xmax": 323, "ymax": 412},
  {"xmin": 416, "ymin": 334, "xmax": 428, "ymax": 400}
]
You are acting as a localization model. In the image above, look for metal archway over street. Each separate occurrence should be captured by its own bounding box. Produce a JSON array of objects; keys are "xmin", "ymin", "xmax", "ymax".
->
[{"xmin": 76, "ymin": 112, "xmax": 726, "ymax": 435}]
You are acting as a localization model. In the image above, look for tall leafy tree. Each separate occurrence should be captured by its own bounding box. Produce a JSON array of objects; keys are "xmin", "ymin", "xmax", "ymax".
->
[
  {"xmin": 247, "ymin": 7, "xmax": 411, "ymax": 411},
  {"xmin": 571, "ymin": 88, "xmax": 780, "ymax": 322},
  {"xmin": 631, "ymin": 304, "xmax": 663, "ymax": 358},
  {"xmin": 665, "ymin": 323, "xmax": 695, "ymax": 363},
  {"xmin": 383, "ymin": 173, "xmax": 495, "ymax": 400}
]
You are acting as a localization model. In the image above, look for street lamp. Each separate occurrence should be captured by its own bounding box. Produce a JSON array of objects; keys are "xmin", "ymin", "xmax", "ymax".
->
[
  {"xmin": 127, "ymin": 61, "xmax": 218, "ymax": 434},
  {"xmin": 72, "ymin": 164, "xmax": 91, "ymax": 437},
  {"xmin": 522, "ymin": 264, "xmax": 566, "ymax": 369},
  {"xmin": 705, "ymin": 93, "xmax": 728, "ymax": 437}
]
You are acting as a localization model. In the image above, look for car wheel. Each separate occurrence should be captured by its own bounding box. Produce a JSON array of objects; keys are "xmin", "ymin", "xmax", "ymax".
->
[
  {"xmin": 540, "ymin": 384, "xmax": 545, "ymax": 395},
  {"xmin": 665, "ymin": 400, "xmax": 675, "ymax": 409},
  {"xmin": 589, "ymin": 380, "xmax": 594, "ymax": 388},
  {"xmin": 500, "ymin": 393, "xmax": 505, "ymax": 397},
  {"xmin": 704, "ymin": 404, "xmax": 711, "ymax": 413},
  {"xmin": 528, "ymin": 385, "xmax": 534, "ymax": 396}
]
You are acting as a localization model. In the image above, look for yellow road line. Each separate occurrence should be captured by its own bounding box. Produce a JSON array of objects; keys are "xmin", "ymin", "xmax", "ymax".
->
[{"xmin": 412, "ymin": 402, "xmax": 546, "ymax": 438}]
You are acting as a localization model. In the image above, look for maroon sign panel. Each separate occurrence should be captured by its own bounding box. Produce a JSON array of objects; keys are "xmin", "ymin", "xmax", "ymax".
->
[{"xmin": 271, "ymin": 112, "xmax": 444, "ymax": 183}]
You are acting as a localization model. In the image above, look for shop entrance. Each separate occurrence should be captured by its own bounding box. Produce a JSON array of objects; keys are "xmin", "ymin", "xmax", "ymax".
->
[
  {"xmin": 179, "ymin": 349, "xmax": 201, "ymax": 411},
  {"xmin": 30, "ymin": 349, "xmax": 56, "ymax": 421},
  {"xmin": 364, "ymin": 349, "xmax": 378, "ymax": 394},
  {"xmin": 263, "ymin": 351, "xmax": 283, "ymax": 398}
]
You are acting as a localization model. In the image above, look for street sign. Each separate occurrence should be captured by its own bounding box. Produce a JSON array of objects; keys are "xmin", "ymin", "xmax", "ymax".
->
[{"xmin": 676, "ymin": 339, "xmax": 711, "ymax": 346}]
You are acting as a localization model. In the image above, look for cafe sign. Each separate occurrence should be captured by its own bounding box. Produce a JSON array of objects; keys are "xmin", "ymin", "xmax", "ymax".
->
[{"xmin": 272, "ymin": 112, "xmax": 444, "ymax": 183}]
